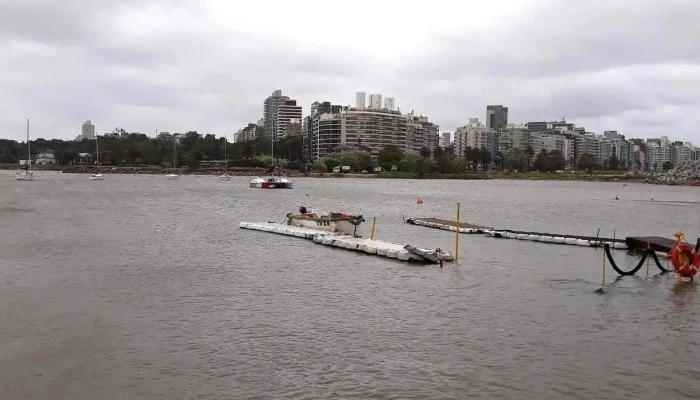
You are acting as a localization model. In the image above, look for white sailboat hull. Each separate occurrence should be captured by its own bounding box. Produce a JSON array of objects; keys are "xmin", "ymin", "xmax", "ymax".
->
[
  {"xmin": 166, "ymin": 174, "xmax": 179, "ymax": 180},
  {"xmin": 89, "ymin": 173, "xmax": 104, "ymax": 180},
  {"xmin": 249, "ymin": 177, "xmax": 293, "ymax": 189},
  {"xmin": 218, "ymin": 175, "xmax": 232, "ymax": 181},
  {"xmin": 15, "ymin": 171, "xmax": 33, "ymax": 181}
]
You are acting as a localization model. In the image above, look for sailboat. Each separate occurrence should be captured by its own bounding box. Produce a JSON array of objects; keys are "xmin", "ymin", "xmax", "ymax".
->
[
  {"xmin": 16, "ymin": 119, "xmax": 34, "ymax": 181},
  {"xmin": 249, "ymin": 133, "xmax": 293, "ymax": 189},
  {"xmin": 218, "ymin": 134, "xmax": 232, "ymax": 180},
  {"xmin": 166, "ymin": 138, "xmax": 179, "ymax": 180},
  {"xmin": 89, "ymin": 134, "xmax": 104, "ymax": 180}
]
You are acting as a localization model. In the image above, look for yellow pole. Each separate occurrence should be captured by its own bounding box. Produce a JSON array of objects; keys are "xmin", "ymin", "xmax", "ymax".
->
[
  {"xmin": 370, "ymin": 217, "xmax": 376, "ymax": 240},
  {"xmin": 455, "ymin": 202, "xmax": 460, "ymax": 261},
  {"xmin": 646, "ymin": 242, "xmax": 650, "ymax": 276},
  {"xmin": 602, "ymin": 248, "xmax": 606, "ymax": 285}
]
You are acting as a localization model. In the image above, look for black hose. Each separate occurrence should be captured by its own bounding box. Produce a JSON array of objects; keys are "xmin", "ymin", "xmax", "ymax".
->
[
  {"xmin": 605, "ymin": 243, "xmax": 647, "ymax": 276},
  {"xmin": 647, "ymin": 250, "xmax": 669, "ymax": 273}
]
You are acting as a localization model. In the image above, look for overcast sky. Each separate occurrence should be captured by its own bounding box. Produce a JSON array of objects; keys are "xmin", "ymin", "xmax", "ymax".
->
[{"xmin": 2, "ymin": 0, "xmax": 699, "ymax": 143}]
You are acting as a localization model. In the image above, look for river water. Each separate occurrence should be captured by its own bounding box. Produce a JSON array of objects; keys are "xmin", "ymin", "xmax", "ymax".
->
[{"xmin": 1, "ymin": 172, "xmax": 699, "ymax": 399}]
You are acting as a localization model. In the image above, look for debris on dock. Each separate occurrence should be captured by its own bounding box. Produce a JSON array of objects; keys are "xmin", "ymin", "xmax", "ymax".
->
[
  {"xmin": 405, "ymin": 217, "xmax": 491, "ymax": 233},
  {"xmin": 240, "ymin": 222, "xmax": 453, "ymax": 264}
]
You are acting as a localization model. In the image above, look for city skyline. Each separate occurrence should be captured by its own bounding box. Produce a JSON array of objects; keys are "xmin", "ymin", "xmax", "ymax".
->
[{"xmin": 2, "ymin": 0, "xmax": 699, "ymax": 142}]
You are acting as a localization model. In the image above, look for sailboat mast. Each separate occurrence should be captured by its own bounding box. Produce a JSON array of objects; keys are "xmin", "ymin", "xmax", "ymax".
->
[
  {"xmin": 95, "ymin": 134, "xmax": 99, "ymax": 168},
  {"xmin": 224, "ymin": 134, "xmax": 228, "ymax": 174},
  {"xmin": 26, "ymin": 119, "xmax": 31, "ymax": 171}
]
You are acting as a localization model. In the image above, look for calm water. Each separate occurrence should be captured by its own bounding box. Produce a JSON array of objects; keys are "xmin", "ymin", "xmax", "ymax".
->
[{"xmin": 1, "ymin": 172, "xmax": 699, "ymax": 399}]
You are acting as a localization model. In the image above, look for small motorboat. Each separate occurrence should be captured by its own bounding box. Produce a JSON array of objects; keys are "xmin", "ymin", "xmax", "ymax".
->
[{"xmin": 286, "ymin": 206, "xmax": 364, "ymax": 235}]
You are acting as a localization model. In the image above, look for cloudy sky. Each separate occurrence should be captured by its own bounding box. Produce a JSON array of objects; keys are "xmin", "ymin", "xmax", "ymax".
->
[{"xmin": 1, "ymin": 0, "xmax": 698, "ymax": 142}]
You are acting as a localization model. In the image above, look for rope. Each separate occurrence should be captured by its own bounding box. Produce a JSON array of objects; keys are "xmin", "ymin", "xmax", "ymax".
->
[{"xmin": 604, "ymin": 244, "xmax": 669, "ymax": 275}]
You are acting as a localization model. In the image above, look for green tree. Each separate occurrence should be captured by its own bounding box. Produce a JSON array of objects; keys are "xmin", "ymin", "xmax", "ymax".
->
[
  {"xmin": 577, "ymin": 153, "xmax": 598, "ymax": 174},
  {"xmin": 534, "ymin": 149, "xmax": 549, "ymax": 172},
  {"xmin": 608, "ymin": 154, "xmax": 620, "ymax": 171},
  {"xmin": 419, "ymin": 146, "xmax": 431, "ymax": 159},
  {"xmin": 547, "ymin": 150, "xmax": 566, "ymax": 172},
  {"xmin": 377, "ymin": 145, "xmax": 404, "ymax": 169}
]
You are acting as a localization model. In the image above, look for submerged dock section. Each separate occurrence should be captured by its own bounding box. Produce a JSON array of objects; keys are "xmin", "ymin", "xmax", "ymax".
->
[
  {"xmin": 407, "ymin": 217, "xmax": 628, "ymax": 249},
  {"xmin": 405, "ymin": 217, "xmax": 491, "ymax": 234},
  {"xmin": 240, "ymin": 222, "xmax": 454, "ymax": 264}
]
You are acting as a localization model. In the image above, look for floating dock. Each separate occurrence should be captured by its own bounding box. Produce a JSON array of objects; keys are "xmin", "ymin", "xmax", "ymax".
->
[
  {"xmin": 240, "ymin": 222, "xmax": 454, "ymax": 264},
  {"xmin": 625, "ymin": 236, "xmax": 678, "ymax": 253},
  {"xmin": 407, "ymin": 217, "xmax": 628, "ymax": 249},
  {"xmin": 405, "ymin": 217, "xmax": 491, "ymax": 233}
]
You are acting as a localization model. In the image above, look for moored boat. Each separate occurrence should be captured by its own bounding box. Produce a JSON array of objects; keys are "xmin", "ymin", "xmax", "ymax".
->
[
  {"xmin": 250, "ymin": 176, "xmax": 293, "ymax": 189},
  {"xmin": 16, "ymin": 119, "xmax": 33, "ymax": 181},
  {"xmin": 286, "ymin": 206, "xmax": 364, "ymax": 235}
]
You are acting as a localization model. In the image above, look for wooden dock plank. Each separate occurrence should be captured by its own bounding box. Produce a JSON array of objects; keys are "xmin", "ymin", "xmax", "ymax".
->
[
  {"xmin": 411, "ymin": 217, "xmax": 492, "ymax": 230},
  {"xmin": 625, "ymin": 236, "xmax": 677, "ymax": 253}
]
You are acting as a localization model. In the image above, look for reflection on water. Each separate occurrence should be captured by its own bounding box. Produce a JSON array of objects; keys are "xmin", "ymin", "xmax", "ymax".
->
[{"xmin": 1, "ymin": 172, "xmax": 699, "ymax": 399}]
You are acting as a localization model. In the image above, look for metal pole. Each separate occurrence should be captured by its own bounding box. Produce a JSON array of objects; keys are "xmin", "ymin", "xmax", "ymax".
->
[
  {"xmin": 602, "ymin": 248, "xmax": 606, "ymax": 285},
  {"xmin": 646, "ymin": 242, "xmax": 650, "ymax": 276},
  {"xmin": 455, "ymin": 203, "xmax": 460, "ymax": 261}
]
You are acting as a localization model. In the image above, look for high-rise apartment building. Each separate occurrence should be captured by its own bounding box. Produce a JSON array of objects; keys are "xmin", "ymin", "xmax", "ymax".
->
[
  {"xmin": 486, "ymin": 105, "xmax": 509, "ymax": 130},
  {"xmin": 384, "ymin": 97, "xmax": 395, "ymax": 111},
  {"xmin": 369, "ymin": 94, "xmax": 383, "ymax": 109},
  {"xmin": 453, "ymin": 118, "xmax": 486, "ymax": 156},
  {"xmin": 307, "ymin": 102, "xmax": 345, "ymax": 160},
  {"xmin": 355, "ymin": 92, "xmax": 366, "ymax": 109},
  {"xmin": 406, "ymin": 115, "xmax": 439, "ymax": 155},
  {"xmin": 264, "ymin": 90, "xmax": 290, "ymax": 138},
  {"xmin": 440, "ymin": 132, "xmax": 451, "ymax": 149},
  {"xmin": 276, "ymin": 99, "xmax": 302, "ymax": 140},
  {"xmin": 81, "ymin": 120, "xmax": 95, "ymax": 140}
]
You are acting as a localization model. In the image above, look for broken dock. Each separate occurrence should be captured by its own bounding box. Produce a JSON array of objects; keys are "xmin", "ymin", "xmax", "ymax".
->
[
  {"xmin": 406, "ymin": 217, "xmax": 697, "ymax": 252},
  {"xmin": 240, "ymin": 222, "xmax": 454, "ymax": 264}
]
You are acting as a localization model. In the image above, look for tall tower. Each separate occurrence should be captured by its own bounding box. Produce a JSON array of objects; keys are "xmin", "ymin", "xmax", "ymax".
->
[
  {"xmin": 486, "ymin": 105, "xmax": 509, "ymax": 130},
  {"xmin": 384, "ymin": 97, "xmax": 395, "ymax": 111},
  {"xmin": 264, "ymin": 90, "xmax": 290, "ymax": 138},
  {"xmin": 355, "ymin": 91, "xmax": 366, "ymax": 109},
  {"xmin": 82, "ymin": 120, "xmax": 95, "ymax": 140},
  {"xmin": 369, "ymin": 93, "xmax": 382, "ymax": 109}
]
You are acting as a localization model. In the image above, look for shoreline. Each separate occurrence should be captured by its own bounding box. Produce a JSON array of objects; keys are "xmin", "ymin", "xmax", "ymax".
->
[{"xmin": 3, "ymin": 165, "xmax": 698, "ymax": 185}]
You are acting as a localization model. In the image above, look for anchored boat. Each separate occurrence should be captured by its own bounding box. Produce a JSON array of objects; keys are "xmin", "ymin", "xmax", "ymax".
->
[{"xmin": 286, "ymin": 206, "xmax": 364, "ymax": 235}]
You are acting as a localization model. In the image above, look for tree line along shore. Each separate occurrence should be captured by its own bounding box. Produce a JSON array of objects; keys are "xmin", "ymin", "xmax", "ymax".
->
[{"xmin": 1, "ymin": 130, "xmax": 689, "ymax": 183}]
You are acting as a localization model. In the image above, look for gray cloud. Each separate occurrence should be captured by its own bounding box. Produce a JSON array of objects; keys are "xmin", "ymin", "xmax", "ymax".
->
[{"xmin": 1, "ymin": 0, "xmax": 699, "ymax": 142}]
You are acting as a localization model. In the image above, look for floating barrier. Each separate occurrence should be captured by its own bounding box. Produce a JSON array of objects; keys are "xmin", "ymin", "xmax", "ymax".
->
[
  {"xmin": 484, "ymin": 229, "xmax": 627, "ymax": 249},
  {"xmin": 240, "ymin": 222, "xmax": 454, "ymax": 264}
]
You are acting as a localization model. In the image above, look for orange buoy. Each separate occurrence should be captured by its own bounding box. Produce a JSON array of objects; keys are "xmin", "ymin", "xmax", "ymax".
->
[
  {"xmin": 416, "ymin": 198, "xmax": 424, "ymax": 205},
  {"xmin": 669, "ymin": 243, "xmax": 700, "ymax": 278}
]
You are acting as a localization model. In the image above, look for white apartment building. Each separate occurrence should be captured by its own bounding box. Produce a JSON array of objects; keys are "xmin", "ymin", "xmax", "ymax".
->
[
  {"xmin": 276, "ymin": 100, "xmax": 303, "ymax": 139},
  {"xmin": 453, "ymin": 118, "xmax": 486, "ymax": 156},
  {"xmin": 79, "ymin": 120, "xmax": 95, "ymax": 141},
  {"xmin": 497, "ymin": 124, "xmax": 530, "ymax": 153},
  {"xmin": 355, "ymin": 92, "xmax": 366, "ymax": 109},
  {"xmin": 368, "ymin": 94, "xmax": 383, "ymax": 109},
  {"xmin": 530, "ymin": 132, "xmax": 572, "ymax": 163},
  {"xmin": 384, "ymin": 97, "xmax": 395, "ymax": 111},
  {"xmin": 672, "ymin": 142, "xmax": 695, "ymax": 166}
]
